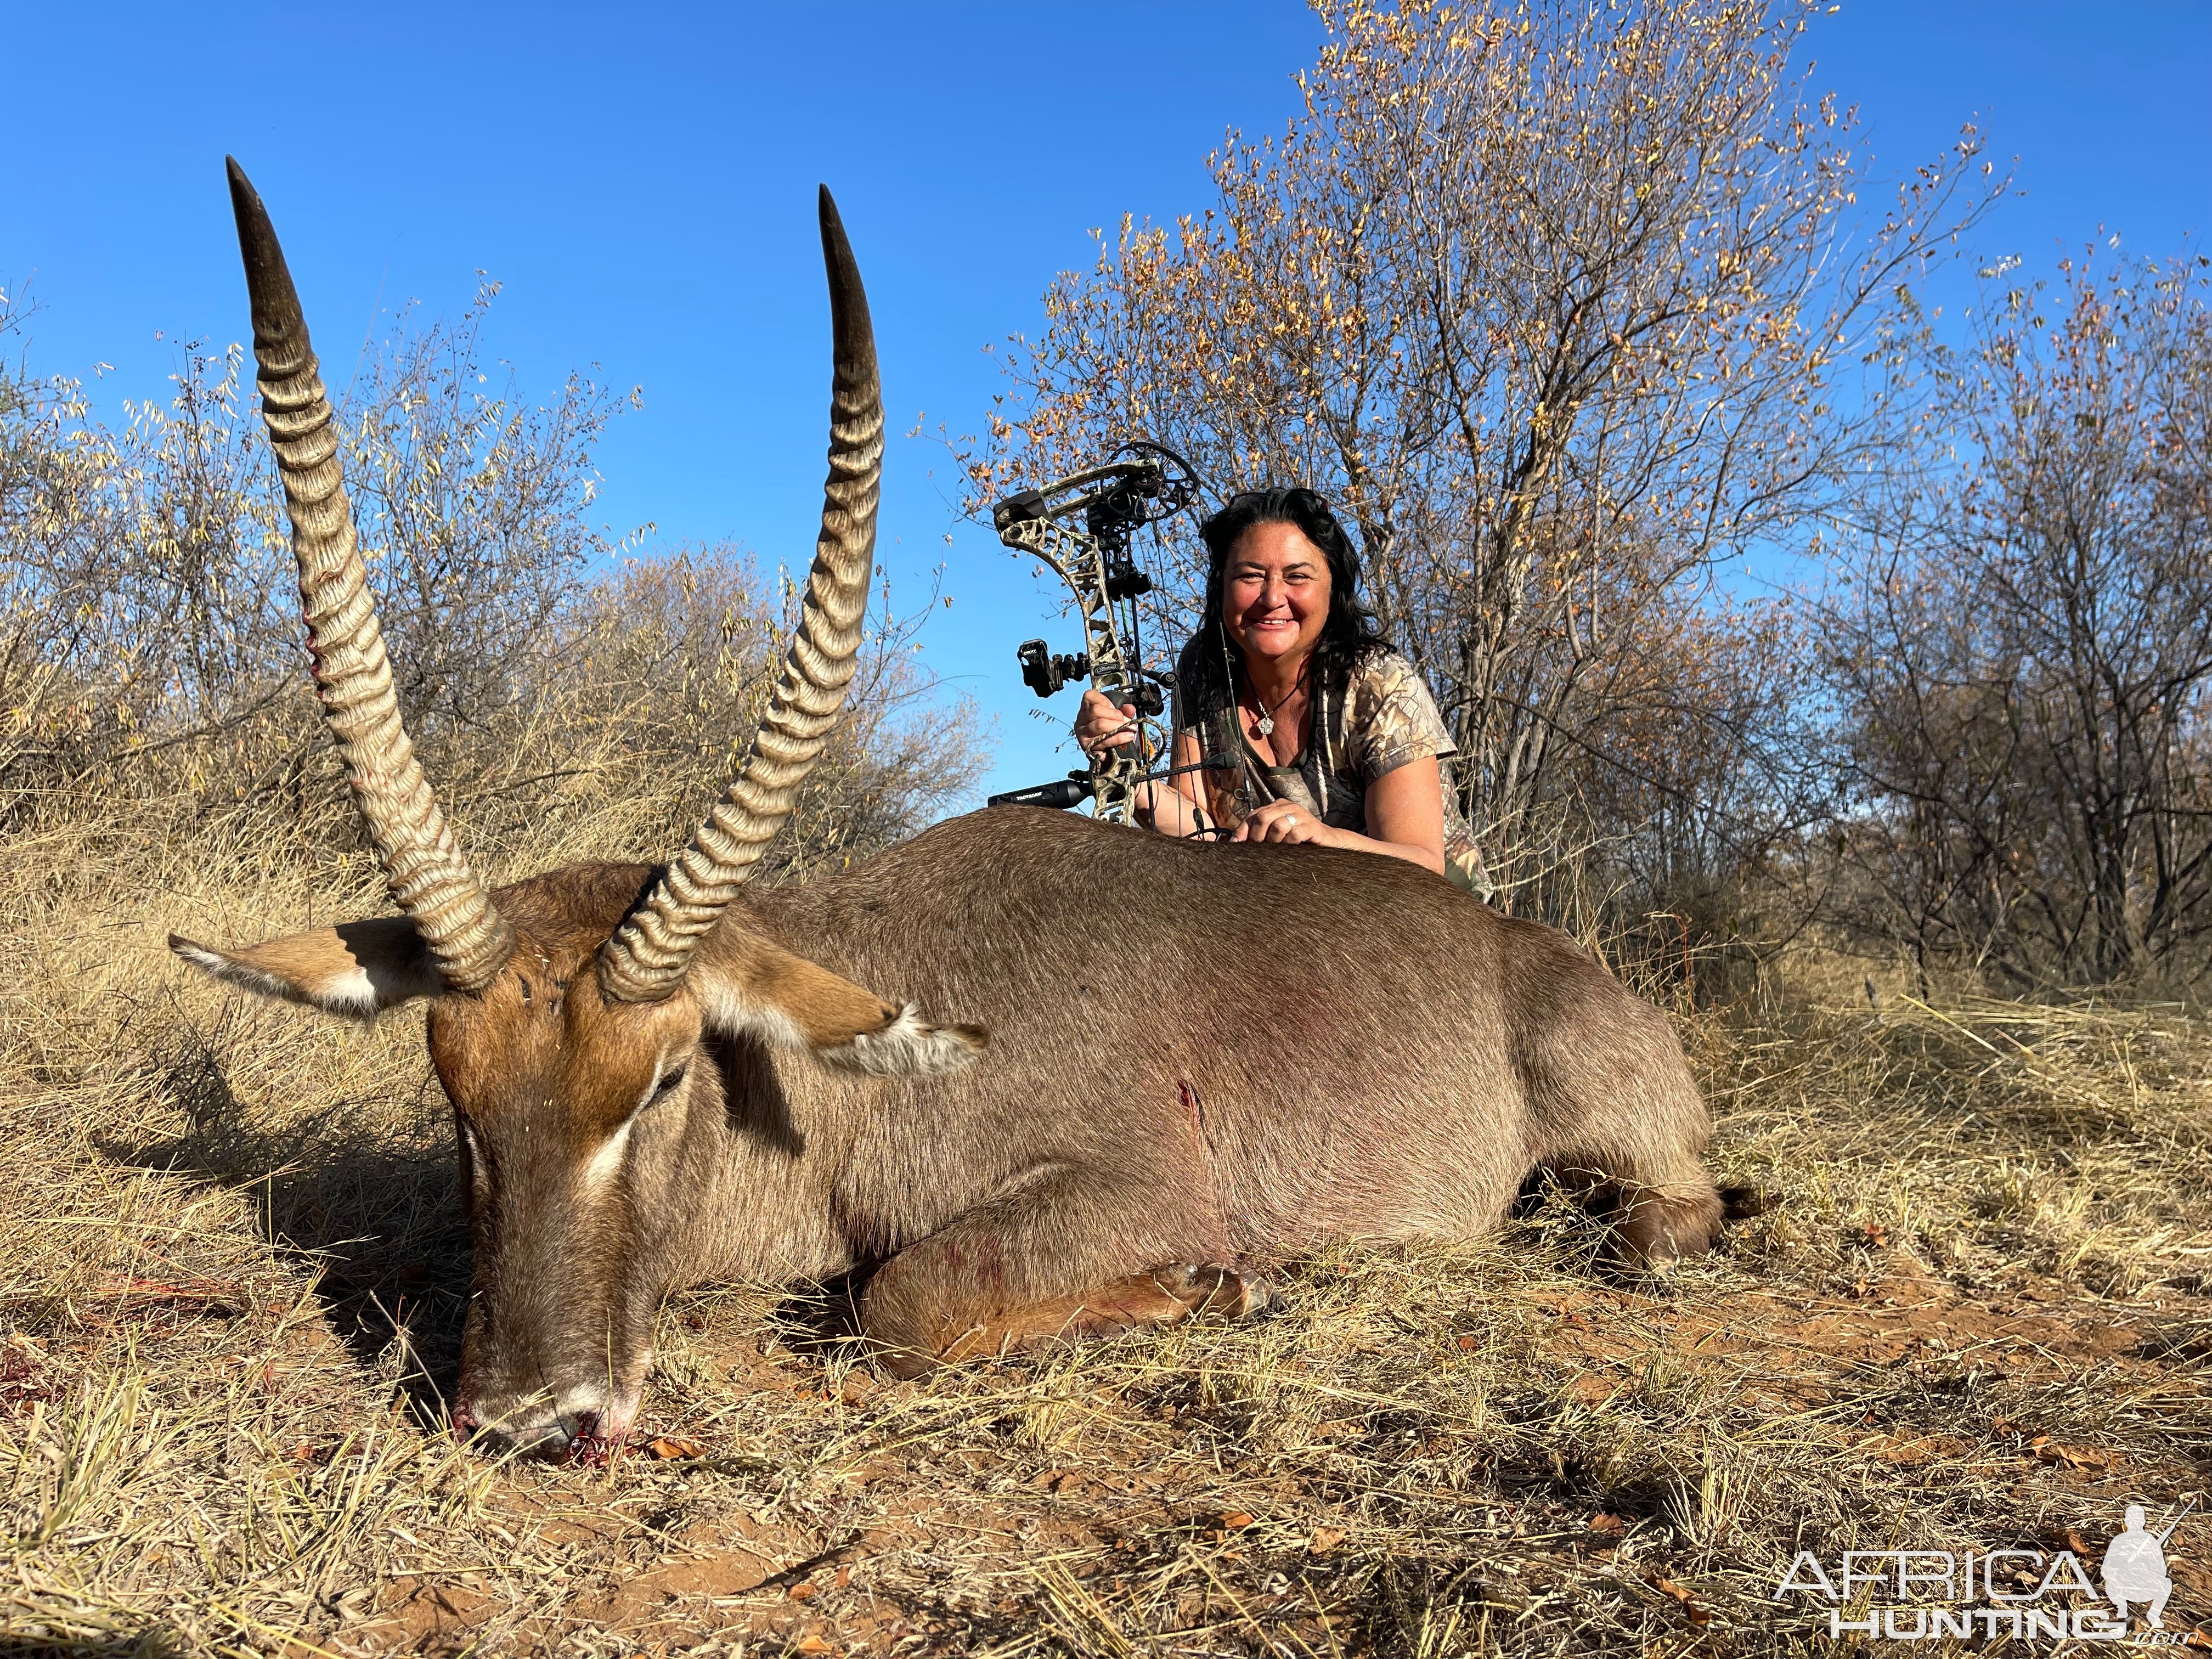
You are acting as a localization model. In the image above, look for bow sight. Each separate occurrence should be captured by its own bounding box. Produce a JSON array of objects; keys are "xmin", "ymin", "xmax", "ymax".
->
[{"xmin": 984, "ymin": 444, "xmax": 1199, "ymax": 822}]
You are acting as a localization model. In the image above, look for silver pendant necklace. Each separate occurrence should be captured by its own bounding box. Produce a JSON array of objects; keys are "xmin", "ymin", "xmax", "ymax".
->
[{"xmin": 1245, "ymin": 665, "xmax": 1306, "ymax": 739}]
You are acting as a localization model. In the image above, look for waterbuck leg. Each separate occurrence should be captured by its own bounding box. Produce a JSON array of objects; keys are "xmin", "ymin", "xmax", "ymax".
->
[
  {"xmin": 918, "ymin": 1263, "xmax": 1269, "ymax": 1372},
  {"xmin": 1543, "ymin": 1150, "xmax": 1723, "ymax": 1268},
  {"xmin": 1611, "ymin": 1177, "xmax": 1724, "ymax": 1267},
  {"xmin": 856, "ymin": 1168, "xmax": 1262, "ymax": 1378}
]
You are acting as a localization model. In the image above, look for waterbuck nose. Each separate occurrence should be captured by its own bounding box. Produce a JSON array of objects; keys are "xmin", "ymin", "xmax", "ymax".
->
[
  {"xmin": 557, "ymin": 1386, "xmax": 642, "ymax": 1452},
  {"xmin": 450, "ymin": 1395, "xmax": 572, "ymax": 1459},
  {"xmin": 450, "ymin": 1381, "xmax": 637, "ymax": 1459}
]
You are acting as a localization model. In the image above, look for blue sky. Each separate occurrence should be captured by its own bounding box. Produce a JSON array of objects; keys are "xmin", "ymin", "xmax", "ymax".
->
[{"xmin": 8, "ymin": 2, "xmax": 2207, "ymax": 804}]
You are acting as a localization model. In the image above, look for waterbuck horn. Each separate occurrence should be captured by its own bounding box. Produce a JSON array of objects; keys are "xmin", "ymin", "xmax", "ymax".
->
[
  {"xmin": 226, "ymin": 157, "xmax": 516, "ymax": 993},
  {"xmin": 597, "ymin": 186, "xmax": 882, "ymax": 1003}
]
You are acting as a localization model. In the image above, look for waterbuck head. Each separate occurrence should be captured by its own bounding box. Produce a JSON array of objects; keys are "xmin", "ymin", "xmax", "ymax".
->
[{"xmin": 173, "ymin": 161, "xmax": 980, "ymax": 1455}]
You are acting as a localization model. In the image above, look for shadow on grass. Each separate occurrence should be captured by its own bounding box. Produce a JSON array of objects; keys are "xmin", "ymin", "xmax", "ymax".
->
[
  {"xmin": 0, "ymin": 1626, "xmax": 185, "ymax": 1657},
  {"xmin": 104, "ymin": 1030, "xmax": 470, "ymax": 1432},
  {"xmin": 762, "ymin": 1271, "xmax": 872, "ymax": 1359}
]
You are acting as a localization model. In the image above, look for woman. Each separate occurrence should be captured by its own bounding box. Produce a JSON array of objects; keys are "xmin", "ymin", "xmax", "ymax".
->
[{"xmin": 1076, "ymin": 487, "xmax": 1491, "ymax": 896}]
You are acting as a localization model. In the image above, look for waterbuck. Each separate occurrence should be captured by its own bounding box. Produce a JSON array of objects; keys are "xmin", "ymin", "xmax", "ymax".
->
[{"xmin": 174, "ymin": 160, "xmax": 1724, "ymax": 1456}]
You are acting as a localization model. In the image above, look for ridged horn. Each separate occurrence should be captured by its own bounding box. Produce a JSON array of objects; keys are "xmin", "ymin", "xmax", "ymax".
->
[
  {"xmin": 226, "ymin": 157, "xmax": 515, "ymax": 993},
  {"xmin": 597, "ymin": 186, "xmax": 882, "ymax": 1003}
]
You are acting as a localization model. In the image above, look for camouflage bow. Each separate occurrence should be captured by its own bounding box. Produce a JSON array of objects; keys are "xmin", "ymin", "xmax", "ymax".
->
[{"xmin": 986, "ymin": 447, "xmax": 1198, "ymax": 822}]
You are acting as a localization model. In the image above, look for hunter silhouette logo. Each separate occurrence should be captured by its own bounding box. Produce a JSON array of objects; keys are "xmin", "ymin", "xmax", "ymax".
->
[
  {"xmin": 1774, "ymin": 1499, "xmax": 2198, "ymax": 1641},
  {"xmin": 2103, "ymin": 1501, "xmax": 2191, "ymax": 1630}
]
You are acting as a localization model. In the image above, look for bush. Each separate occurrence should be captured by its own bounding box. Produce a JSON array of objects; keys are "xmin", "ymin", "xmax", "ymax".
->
[{"xmin": 0, "ymin": 280, "xmax": 986, "ymax": 886}]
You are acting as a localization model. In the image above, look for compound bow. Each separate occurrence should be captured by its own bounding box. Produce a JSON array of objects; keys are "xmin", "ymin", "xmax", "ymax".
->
[{"xmin": 985, "ymin": 443, "xmax": 1200, "ymax": 823}]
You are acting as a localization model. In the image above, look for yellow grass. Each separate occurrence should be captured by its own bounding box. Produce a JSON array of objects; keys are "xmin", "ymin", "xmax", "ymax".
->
[{"xmin": 7, "ymin": 802, "xmax": 2212, "ymax": 1656}]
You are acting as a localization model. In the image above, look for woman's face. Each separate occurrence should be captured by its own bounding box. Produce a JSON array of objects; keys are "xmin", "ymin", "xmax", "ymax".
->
[{"xmin": 1223, "ymin": 520, "xmax": 1332, "ymax": 670}]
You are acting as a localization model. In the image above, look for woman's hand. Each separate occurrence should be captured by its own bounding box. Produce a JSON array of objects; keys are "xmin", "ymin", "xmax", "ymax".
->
[
  {"xmin": 1075, "ymin": 688, "xmax": 1140, "ymax": 759},
  {"xmin": 1232, "ymin": 800, "xmax": 1333, "ymax": 848}
]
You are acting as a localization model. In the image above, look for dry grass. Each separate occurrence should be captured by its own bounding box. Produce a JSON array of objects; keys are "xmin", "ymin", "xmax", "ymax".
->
[{"xmin": 7, "ymin": 803, "xmax": 2212, "ymax": 1657}]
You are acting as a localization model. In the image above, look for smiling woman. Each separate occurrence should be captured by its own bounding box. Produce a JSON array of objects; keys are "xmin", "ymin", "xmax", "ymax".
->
[{"xmin": 1076, "ymin": 487, "xmax": 1490, "ymax": 896}]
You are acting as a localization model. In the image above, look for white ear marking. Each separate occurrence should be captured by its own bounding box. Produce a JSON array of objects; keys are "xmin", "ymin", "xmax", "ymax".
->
[
  {"xmin": 692, "ymin": 958, "xmax": 983, "ymax": 1077},
  {"xmin": 693, "ymin": 980, "xmax": 806, "ymax": 1052},
  {"xmin": 816, "ymin": 1004, "xmax": 985, "ymax": 1079},
  {"xmin": 308, "ymin": 966, "xmax": 382, "ymax": 1016}
]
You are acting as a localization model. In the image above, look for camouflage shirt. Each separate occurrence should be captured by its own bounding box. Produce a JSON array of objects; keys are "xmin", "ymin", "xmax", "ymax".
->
[{"xmin": 1171, "ymin": 642, "xmax": 1492, "ymax": 898}]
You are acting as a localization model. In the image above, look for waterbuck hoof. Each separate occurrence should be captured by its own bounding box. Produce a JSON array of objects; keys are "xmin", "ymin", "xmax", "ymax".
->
[
  {"xmin": 1610, "ymin": 1189, "xmax": 1724, "ymax": 1272},
  {"xmin": 1149, "ymin": 1262, "xmax": 1278, "ymax": 1321}
]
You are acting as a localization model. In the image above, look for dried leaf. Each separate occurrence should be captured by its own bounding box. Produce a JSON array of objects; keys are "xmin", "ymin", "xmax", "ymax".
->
[
  {"xmin": 1310, "ymin": 1526, "xmax": 1346, "ymax": 1554},
  {"xmin": 646, "ymin": 1435, "xmax": 705, "ymax": 1460},
  {"xmin": 2029, "ymin": 1440, "xmax": 2108, "ymax": 1471},
  {"xmin": 1648, "ymin": 1573, "xmax": 1713, "ymax": 1628}
]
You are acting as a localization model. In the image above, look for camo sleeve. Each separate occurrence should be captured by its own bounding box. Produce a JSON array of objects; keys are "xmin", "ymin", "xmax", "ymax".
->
[{"xmin": 1342, "ymin": 651, "xmax": 1459, "ymax": 787}]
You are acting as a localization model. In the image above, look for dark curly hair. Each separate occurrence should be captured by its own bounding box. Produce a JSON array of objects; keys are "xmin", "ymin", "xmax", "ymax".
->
[{"xmin": 1179, "ymin": 487, "xmax": 1388, "ymax": 716}]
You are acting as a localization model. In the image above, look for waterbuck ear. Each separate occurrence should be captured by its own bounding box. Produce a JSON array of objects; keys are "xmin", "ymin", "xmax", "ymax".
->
[
  {"xmin": 690, "ymin": 937, "xmax": 985, "ymax": 1079},
  {"xmin": 170, "ymin": 917, "xmax": 443, "ymax": 1016}
]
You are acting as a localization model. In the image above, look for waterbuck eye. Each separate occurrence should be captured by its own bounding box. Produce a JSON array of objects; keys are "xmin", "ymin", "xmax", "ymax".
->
[{"xmin": 651, "ymin": 1064, "xmax": 689, "ymax": 1101}]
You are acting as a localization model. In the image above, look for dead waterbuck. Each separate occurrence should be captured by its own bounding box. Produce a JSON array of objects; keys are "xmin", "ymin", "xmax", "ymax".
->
[{"xmin": 174, "ymin": 161, "xmax": 1724, "ymax": 1456}]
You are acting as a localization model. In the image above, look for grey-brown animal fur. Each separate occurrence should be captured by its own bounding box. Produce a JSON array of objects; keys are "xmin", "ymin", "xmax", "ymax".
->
[
  {"xmin": 180, "ymin": 804, "xmax": 1721, "ymax": 1455},
  {"xmin": 680, "ymin": 806, "xmax": 1718, "ymax": 1288},
  {"xmin": 468, "ymin": 810, "xmax": 1711, "ymax": 1449}
]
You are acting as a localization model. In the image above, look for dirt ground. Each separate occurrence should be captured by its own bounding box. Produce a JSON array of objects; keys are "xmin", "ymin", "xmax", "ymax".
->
[
  {"xmin": 7, "ymin": 843, "xmax": 2212, "ymax": 1656},
  {"xmin": 348, "ymin": 1263, "xmax": 2212, "ymax": 1657}
]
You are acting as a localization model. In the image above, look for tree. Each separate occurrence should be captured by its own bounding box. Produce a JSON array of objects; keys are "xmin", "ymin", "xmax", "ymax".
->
[
  {"xmin": 1820, "ymin": 250, "xmax": 2212, "ymax": 987},
  {"xmin": 964, "ymin": 0, "xmax": 1993, "ymax": 917}
]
